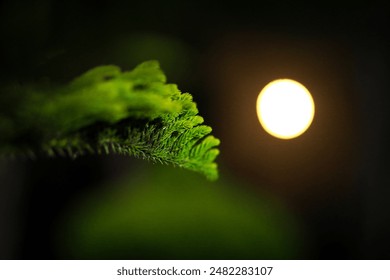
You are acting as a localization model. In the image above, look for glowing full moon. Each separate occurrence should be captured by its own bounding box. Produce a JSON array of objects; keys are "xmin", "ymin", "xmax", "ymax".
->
[{"xmin": 256, "ymin": 79, "xmax": 315, "ymax": 139}]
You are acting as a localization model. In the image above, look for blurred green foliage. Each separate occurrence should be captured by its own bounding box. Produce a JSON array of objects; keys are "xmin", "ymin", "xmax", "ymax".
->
[
  {"xmin": 0, "ymin": 61, "xmax": 219, "ymax": 179},
  {"xmin": 58, "ymin": 164, "xmax": 304, "ymax": 259},
  {"xmin": 109, "ymin": 34, "xmax": 194, "ymax": 84}
]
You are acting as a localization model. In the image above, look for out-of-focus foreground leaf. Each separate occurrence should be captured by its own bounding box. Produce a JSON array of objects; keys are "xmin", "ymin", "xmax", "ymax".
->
[{"xmin": 57, "ymin": 164, "xmax": 305, "ymax": 259}]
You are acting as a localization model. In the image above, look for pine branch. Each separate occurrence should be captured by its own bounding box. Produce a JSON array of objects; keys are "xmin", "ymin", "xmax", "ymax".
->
[{"xmin": 0, "ymin": 61, "xmax": 220, "ymax": 180}]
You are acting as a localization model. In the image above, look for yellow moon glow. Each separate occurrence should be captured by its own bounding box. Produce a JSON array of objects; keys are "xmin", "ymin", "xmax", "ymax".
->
[{"xmin": 256, "ymin": 79, "xmax": 315, "ymax": 139}]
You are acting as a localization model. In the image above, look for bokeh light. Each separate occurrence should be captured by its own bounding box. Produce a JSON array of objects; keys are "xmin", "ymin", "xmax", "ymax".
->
[{"xmin": 256, "ymin": 79, "xmax": 315, "ymax": 139}]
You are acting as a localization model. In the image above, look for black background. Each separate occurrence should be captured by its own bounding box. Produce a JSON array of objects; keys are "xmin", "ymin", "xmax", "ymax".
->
[{"xmin": 1, "ymin": 0, "xmax": 390, "ymax": 259}]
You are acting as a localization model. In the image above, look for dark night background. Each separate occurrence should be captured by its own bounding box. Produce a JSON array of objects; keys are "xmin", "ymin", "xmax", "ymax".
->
[{"xmin": 1, "ymin": 0, "xmax": 390, "ymax": 259}]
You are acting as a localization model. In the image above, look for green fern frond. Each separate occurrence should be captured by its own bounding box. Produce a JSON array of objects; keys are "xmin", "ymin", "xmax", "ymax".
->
[{"xmin": 0, "ymin": 61, "xmax": 220, "ymax": 180}]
